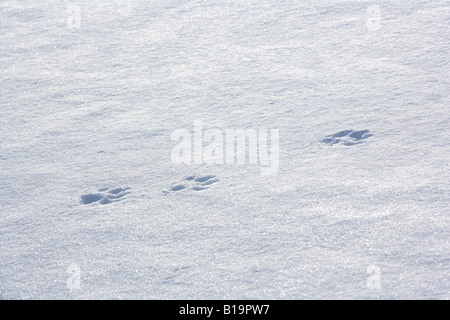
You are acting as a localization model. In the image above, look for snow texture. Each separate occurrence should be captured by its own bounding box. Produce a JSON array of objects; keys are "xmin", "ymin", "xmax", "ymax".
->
[{"xmin": 0, "ymin": 0, "xmax": 449, "ymax": 299}]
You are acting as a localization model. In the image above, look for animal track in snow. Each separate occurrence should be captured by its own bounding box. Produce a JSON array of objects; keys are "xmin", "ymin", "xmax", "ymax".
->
[
  {"xmin": 321, "ymin": 129, "xmax": 372, "ymax": 146},
  {"xmin": 165, "ymin": 175, "xmax": 219, "ymax": 194},
  {"xmin": 81, "ymin": 187, "xmax": 131, "ymax": 205}
]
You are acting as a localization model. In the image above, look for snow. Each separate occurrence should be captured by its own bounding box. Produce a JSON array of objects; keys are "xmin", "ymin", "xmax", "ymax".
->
[{"xmin": 0, "ymin": 0, "xmax": 449, "ymax": 299}]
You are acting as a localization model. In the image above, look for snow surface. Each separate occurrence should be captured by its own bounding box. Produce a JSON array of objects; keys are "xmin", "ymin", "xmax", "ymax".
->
[{"xmin": 0, "ymin": 0, "xmax": 449, "ymax": 299}]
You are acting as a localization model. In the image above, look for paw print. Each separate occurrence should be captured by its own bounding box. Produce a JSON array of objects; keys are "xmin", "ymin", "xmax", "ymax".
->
[
  {"xmin": 164, "ymin": 175, "xmax": 219, "ymax": 194},
  {"xmin": 321, "ymin": 130, "xmax": 372, "ymax": 146},
  {"xmin": 81, "ymin": 187, "xmax": 131, "ymax": 205}
]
